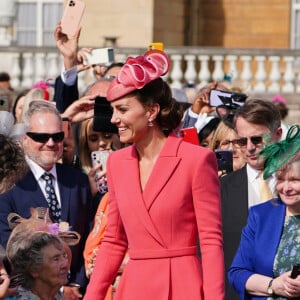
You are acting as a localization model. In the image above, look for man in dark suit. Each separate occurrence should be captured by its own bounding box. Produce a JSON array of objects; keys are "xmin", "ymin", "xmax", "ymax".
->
[
  {"xmin": 0, "ymin": 100, "xmax": 92, "ymax": 299},
  {"xmin": 221, "ymin": 99, "xmax": 282, "ymax": 300}
]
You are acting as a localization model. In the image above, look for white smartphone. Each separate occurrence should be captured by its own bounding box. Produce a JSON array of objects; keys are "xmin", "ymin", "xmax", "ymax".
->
[
  {"xmin": 83, "ymin": 48, "xmax": 115, "ymax": 66},
  {"xmin": 91, "ymin": 150, "xmax": 110, "ymax": 172},
  {"xmin": 61, "ymin": 0, "xmax": 86, "ymax": 36}
]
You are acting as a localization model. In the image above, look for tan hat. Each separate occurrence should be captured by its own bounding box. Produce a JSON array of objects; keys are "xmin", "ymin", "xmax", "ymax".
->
[{"xmin": 7, "ymin": 207, "xmax": 80, "ymax": 246}]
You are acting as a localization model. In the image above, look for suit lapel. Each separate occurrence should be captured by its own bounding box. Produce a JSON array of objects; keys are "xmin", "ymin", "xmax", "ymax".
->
[
  {"xmin": 143, "ymin": 156, "xmax": 181, "ymax": 210},
  {"xmin": 55, "ymin": 164, "xmax": 70, "ymax": 221},
  {"xmin": 120, "ymin": 136, "xmax": 182, "ymax": 247},
  {"xmin": 260, "ymin": 200, "xmax": 286, "ymax": 274}
]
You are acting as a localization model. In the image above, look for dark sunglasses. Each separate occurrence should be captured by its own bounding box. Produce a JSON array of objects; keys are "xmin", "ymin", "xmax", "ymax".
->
[
  {"xmin": 26, "ymin": 131, "xmax": 64, "ymax": 143},
  {"xmin": 234, "ymin": 136, "xmax": 263, "ymax": 147}
]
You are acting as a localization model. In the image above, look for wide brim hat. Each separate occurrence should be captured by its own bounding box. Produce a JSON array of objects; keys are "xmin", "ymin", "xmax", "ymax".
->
[
  {"xmin": 7, "ymin": 207, "xmax": 81, "ymax": 246},
  {"xmin": 107, "ymin": 50, "xmax": 170, "ymax": 101}
]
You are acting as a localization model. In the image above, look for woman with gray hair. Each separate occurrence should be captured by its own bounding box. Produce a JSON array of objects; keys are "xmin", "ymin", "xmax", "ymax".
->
[
  {"xmin": 6, "ymin": 231, "xmax": 69, "ymax": 300},
  {"xmin": 5, "ymin": 207, "xmax": 81, "ymax": 300}
]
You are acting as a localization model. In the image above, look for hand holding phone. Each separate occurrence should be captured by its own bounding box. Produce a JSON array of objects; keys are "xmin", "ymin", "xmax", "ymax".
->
[
  {"xmin": 91, "ymin": 150, "xmax": 110, "ymax": 194},
  {"xmin": 215, "ymin": 150, "xmax": 233, "ymax": 175},
  {"xmin": 291, "ymin": 264, "xmax": 300, "ymax": 279},
  {"xmin": 209, "ymin": 89, "xmax": 247, "ymax": 108},
  {"xmin": 83, "ymin": 48, "xmax": 115, "ymax": 66},
  {"xmin": 61, "ymin": 0, "xmax": 86, "ymax": 36},
  {"xmin": 91, "ymin": 150, "xmax": 110, "ymax": 173}
]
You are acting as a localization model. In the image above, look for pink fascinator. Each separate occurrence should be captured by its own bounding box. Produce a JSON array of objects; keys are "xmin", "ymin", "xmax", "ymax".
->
[
  {"xmin": 107, "ymin": 50, "xmax": 170, "ymax": 101},
  {"xmin": 272, "ymin": 94, "xmax": 287, "ymax": 105}
]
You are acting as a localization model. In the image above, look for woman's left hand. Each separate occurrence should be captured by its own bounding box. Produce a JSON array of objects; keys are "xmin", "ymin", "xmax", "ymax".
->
[{"xmin": 272, "ymin": 271, "xmax": 300, "ymax": 298}]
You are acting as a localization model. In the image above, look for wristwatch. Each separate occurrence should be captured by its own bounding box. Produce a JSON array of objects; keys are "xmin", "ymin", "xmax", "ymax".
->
[{"xmin": 267, "ymin": 279, "xmax": 274, "ymax": 295}]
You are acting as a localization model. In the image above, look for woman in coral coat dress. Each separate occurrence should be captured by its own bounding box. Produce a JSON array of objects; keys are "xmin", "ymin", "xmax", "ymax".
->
[{"xmin": 84, "ymin": 50, "xmax": 225, "ymax": 300}]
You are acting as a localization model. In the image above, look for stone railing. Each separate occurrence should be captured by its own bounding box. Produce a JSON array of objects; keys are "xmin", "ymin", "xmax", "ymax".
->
[{"xmin": 2, "ymin": 46, "xmax": 300, "ymax": 95}]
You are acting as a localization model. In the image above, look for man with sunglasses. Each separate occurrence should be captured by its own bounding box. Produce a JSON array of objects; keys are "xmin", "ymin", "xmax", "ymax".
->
[
  {"xmin": 0, "ymin": 100, "xmax": 93, "ymax": 299},
  {"xmin": 220, "ymin": 99, "xmax": 282, "ymax": 300}
]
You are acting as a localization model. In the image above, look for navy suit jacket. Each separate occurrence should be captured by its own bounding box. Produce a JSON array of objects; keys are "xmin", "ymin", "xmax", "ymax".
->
[
  {"xmin": 54, "ymin": 75, "xmax": 79, "ymax": 113},
  {"xmin": 0, "ymin": 163, "xmax": 92, "ymax": 289},
  {"xmin": 228, "ymin": 199, "xmax": 285, "ymax": 300},
  {"xmin": 220, "ymin": 165, "xmax": 249, "ymax": 300}
]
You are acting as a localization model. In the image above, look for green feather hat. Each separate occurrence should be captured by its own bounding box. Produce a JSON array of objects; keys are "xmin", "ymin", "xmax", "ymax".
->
[{"xmin": 260, "ymin": 125, "xmax": 300, "ymax": 179}]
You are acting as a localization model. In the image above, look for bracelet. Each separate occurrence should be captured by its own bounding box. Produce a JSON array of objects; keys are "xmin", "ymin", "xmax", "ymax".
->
[{"xmin": 267, "ymin": 279, "xmax": 274, "ymax": 295}]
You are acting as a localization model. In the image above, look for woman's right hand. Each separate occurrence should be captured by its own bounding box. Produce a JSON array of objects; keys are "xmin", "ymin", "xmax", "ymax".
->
[
  {"xmin": 88, "ymin": 164, "xmax": 106, "ymax": 196},
  {"xmin": 191, "ymin": 82, "xmax": 218, "ymax": 114},
  {"xmin": 61, "ymin": 95, "xmax": 95, "ymax": 124}
]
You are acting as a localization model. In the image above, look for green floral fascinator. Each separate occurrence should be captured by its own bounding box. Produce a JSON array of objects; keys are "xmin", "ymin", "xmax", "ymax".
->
[{"xmin": 260, "ymin": 125, "xmax": 300, "ymax": 179}]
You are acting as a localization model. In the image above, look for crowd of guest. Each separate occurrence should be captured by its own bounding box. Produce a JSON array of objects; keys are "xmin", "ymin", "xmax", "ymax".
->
[{"xmin": 0, "ymin": 19, "xmax": 299, "ymax": 300}]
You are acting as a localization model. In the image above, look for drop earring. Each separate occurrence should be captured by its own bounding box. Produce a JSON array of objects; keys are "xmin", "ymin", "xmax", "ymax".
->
[{"xmin": 148, "ymin": 120, "xmax": 154, "ymax": 127}]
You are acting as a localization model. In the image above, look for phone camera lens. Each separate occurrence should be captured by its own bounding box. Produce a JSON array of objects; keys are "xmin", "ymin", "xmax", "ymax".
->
[{"xmin": 69, "ymin": 0, "xmax": 75, "ymax": 6}]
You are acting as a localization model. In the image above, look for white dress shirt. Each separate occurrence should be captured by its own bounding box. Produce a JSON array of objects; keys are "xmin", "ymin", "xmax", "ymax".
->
[
  {"xmin": 26, "ymin": 157, "xmax": 62, "ymax": 206},
  {"xmin": 247, "ymin": 164, "xmax": 276, "ymax": 208}
]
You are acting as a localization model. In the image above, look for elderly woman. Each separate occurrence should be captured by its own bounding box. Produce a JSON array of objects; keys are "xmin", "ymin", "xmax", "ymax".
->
[
  {"xmin": 5, "ymin": 207, "xmax": 80, "ymax": 300},
  {"xmin": 7, "ymin": 231, "xmax": 69, "ymax": 300},
  {"xmin": 228, "ymin": 125, "xmax": 300, "ymax": 299}
]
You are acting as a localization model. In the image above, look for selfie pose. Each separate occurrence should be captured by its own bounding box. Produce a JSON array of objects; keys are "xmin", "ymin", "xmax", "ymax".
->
[
  {"xmin": 84, "ymin": 50, "xmax": 224, "ymax": 300},
  {"xmin": 229, "ymin": 125, "xmax": 300, "ymax": 299}
]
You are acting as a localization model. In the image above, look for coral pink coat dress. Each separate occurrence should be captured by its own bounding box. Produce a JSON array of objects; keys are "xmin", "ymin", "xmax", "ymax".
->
[{"xmin": 84, "ymin": 134, "xmax": 225, "ymax": 300}]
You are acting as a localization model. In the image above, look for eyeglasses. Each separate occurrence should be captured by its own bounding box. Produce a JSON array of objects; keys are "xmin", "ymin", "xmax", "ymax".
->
[
  {"xmin": 234, "ymin": 136, "xmax": 264, "ymax": 147},
  {"xmin": 219, "ymin": 139, "xmax": 240, "ymax": 148},
  {"xmin": 26, "ymin": 131, "xmax": 64, "ymax": 143}
]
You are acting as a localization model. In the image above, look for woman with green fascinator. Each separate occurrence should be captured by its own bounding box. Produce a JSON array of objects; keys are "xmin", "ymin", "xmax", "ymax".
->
[{"xmin": 229, "ymin": 125, "xmax": 300, "ymax": 299}]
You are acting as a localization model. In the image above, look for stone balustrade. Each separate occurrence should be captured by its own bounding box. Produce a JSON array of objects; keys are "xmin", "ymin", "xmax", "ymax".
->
[
  {"xmin": 2, "ymin": 46, "xmax": 300, "ymax": 96},
  {"xmin": 2, "ymin": 45, "xmax": 300, "ymax": 123}
]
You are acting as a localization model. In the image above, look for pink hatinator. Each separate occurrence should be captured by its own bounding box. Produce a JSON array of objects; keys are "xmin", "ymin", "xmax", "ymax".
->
[{"xmin": 107, "ymin": 50, "xmax": 170, "ymax": 101}]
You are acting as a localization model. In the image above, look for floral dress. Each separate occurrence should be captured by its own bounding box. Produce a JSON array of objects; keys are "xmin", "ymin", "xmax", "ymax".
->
[
  {"xmin": 12, "ymin": 286, "xmax": 65, "ymax": 300},
  {"xmin": 268, "ymin": 215, "xmax": 300, "ymax": 300}
]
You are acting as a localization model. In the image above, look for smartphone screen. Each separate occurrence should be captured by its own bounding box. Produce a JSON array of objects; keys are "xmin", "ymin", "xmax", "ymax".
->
[
  {"xmin": 215, "ymin": 150, "xmax": 233, "ymax": 174},
  {"xmin": 209, "ymin": 89, "xmax": 247, "ymax": 107},
  {"xmin": 83, "ymin": 48, "xmax": 115, "ymax": 66}
]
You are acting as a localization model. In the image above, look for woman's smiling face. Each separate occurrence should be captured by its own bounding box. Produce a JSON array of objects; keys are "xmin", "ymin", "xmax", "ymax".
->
[
  {"xmin": 110, "ymin": 95, "xmax": 151, "ymax": 144},
  {"xmin": 276, "ymin": 161, "xmax": 300, "ymax": 213}
]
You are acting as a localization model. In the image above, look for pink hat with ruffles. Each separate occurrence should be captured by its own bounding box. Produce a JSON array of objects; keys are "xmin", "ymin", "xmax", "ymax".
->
[{"xmin": 107, "ymin": 50, "xmax": 170, "ymax": 101}]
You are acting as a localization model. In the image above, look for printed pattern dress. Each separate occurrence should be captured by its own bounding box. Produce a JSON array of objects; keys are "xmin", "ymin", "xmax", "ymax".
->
[{"xmin": 269, "ymin": 215, "xmax": 300, "ymax": 300}]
